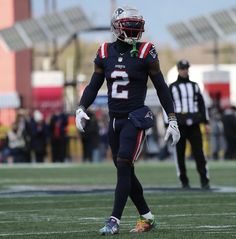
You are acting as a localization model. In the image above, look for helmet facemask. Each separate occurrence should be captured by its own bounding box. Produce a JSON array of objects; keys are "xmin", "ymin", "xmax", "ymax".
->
[{"xmin": 111, "ymin": 6, "xmax": 145, "ymax": 44}]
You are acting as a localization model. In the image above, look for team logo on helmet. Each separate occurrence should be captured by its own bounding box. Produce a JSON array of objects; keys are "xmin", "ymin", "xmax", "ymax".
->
[{"xmin": 115, "ymin": 7, "xmax": 124, "ymax": 16}]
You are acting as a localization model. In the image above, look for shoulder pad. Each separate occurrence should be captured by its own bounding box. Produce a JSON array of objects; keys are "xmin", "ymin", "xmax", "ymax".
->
[
  {"xmin": 98, "ymin": 42, "xmax": 109, "ymax": 59},
  {"xmin": 138, "ymin": 42, "xmax": 153, "ymax": 59}
]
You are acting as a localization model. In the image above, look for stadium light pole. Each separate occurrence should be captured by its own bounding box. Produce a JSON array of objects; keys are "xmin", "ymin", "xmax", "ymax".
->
[
  {"xmin": 51, "ymin": 0, "xmax": 58, "ymax": 69},
  {"xmin": 0, "ymin": 4, "xmax": 110, "ymax": 113},
  {"xmin": 167, "ymin": 6, "xmax": 236, "ymax": 109},
  {"xmin": 110, "ymin": 0, "xmax": 116, "ymax": 41}
]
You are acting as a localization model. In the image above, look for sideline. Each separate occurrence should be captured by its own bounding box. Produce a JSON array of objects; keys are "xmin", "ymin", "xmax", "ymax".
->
[{"xmin": 0, "ymin": 185, "xmax": 236, "ymax": 196}]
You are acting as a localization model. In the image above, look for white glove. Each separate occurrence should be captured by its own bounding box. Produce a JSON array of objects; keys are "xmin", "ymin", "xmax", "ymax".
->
[
  {"xmin": 164, "ymin": 120, "xmax": 180, "ymax": 146},
  {"xmin": 75, "ymin": 107, "xmax": 90, "ymax": 132}
]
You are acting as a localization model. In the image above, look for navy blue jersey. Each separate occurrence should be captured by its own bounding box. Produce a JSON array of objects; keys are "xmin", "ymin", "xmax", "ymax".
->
[{"xmin": 94, "ymin": 42, "xmax": 158, "ymax": 117}]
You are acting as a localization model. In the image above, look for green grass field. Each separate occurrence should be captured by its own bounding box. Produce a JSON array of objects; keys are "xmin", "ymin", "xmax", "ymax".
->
[{"xmin": 0, "ymin": 160, "xmax": 235, "ymax": 238}]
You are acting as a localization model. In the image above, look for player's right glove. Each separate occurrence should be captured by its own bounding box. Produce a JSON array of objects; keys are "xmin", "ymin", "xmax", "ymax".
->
[
  {"xmin": 75, "ymin": 106, "xmax": 90, "ymax": 132},
  {"xmin": 164, "ymin": 120, "xmax": 180, "ymax": 146}
]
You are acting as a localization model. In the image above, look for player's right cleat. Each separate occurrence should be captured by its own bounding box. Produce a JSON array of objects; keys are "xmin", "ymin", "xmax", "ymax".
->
[
  {"xmin": 130, "ymin": 216, "xmax": 157, "ymax": 233},
  {"xmin": 99, "ymin": 217, "xmax": 119, "ymax": 235},
  {"xmin": 181, "ymin": 182, "xmax": 190, "ymax": 189}
]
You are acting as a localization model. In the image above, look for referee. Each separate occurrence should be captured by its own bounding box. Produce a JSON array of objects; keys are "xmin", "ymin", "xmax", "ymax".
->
[{"xmin": 169, "ymin": 59, "xmax": 210, "ymax": 189}]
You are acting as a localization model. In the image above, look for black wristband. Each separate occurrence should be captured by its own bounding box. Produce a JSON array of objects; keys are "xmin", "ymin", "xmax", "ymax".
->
[
  {"xmin": 168, "ymin": 113, "xmax": 177, "ymax": 122},
  {"xmin": 77, "ymin": 105, "xmax": 86, "ymax": 111}
]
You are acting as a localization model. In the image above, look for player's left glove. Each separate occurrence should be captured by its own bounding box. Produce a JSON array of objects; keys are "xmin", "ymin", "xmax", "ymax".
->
[
  {"xmin": 75, "ymin": 106, "xmax": 90, "ymax": 132},
  {"xmin": 164, "ymin": 120, "xmax": 180, "ymax": 146}
]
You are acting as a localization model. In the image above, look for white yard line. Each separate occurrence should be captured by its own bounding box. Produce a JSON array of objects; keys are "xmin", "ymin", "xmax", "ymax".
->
[
  {"xmin": 0, "ymin": 212, "xmax": 236, "ymax": 224},
  {"xmin": 0, "ymin": 214, "xmax": 235, "ymax": 237},
  {"xmin": 2, "ymin": 186, "xmax": 236, "ymax": 196},
  {"xmin": 0, "ymin": 230, "xmax": 88, "ymax": 237},
  {"xmin": 197, "ymin": 225, "xmax": 236, "ymax": 228},
  {"xmin": 0, "ymin": 203, "xmax": 236, "ymax": 215},
  {"xmin": 0, "ymin": 202, "xmax": 236, "ymax": 214},
  {"xmin": 0, "ymin": 223, "xmax": 235, "ymax": 237},
  {"xmin": 158, "ymin": 212, "xmax": 236, "ymax": 218}
]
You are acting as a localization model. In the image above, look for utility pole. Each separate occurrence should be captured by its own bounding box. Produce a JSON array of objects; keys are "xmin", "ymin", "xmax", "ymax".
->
[
  {"xmin": 110, "ymin": 0, "xmax": 116, "ymax": 41},
  {"xmin": 110, "ymin": 0, "xmax": 116, "ymax": 15},
  {"xmin": 51, "ymin": 0, "xmax": 58, "ymax": 69},
  {"xmin": 44, "ymin": 0, "xmax": 50, "ymax": 56}
]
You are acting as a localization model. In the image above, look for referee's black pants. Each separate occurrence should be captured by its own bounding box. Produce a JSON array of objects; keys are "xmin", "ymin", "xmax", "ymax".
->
[{"xmin": 175, "ymin": 124, "xmax": 209, "ymax": 187}]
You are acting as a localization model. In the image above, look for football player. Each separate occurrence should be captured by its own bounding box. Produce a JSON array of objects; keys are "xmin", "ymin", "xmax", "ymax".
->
[{"xmin": 75, "ymin": 6, "xmax": 180, "ymax": 235}]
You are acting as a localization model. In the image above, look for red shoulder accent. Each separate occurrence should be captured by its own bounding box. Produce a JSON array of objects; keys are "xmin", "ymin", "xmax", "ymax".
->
[
  {"xmin": 138, "ymin": 42, "xmax": 153, "ymax": 59},
  {"xmin": 99, "ymin": 42, "xmax": 108, "ymax": 58},
  {"xmin": 143, "ymin": 43, "xmax": 152, "ymax": 58},
  {"xmin": 138, "ymin": 42, "xmax": 147, "ymax": 58},
  {"xmin": 98, "ymin": 45, "xmax": 102, "ymax": 58},
  {"xmin": 104, "ymin": 43, "xmax": 108, "ymax": 58}
]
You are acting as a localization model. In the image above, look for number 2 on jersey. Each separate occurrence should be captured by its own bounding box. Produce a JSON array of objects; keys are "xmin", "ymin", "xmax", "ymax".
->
[{"xmin": 111, "ymin": 70, "xmax": 129, "ymax": 99}]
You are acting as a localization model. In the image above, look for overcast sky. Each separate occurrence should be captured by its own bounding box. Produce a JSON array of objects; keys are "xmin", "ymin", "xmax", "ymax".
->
[{"xmin": 32, "ymin": 0, "xmax": 236, "ymax": 48}]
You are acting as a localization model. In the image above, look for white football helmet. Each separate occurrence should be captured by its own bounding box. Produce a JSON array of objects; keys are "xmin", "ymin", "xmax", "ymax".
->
[{"xmin": 111, "ymin": 6, "xmax": 145, "ymax": 44}]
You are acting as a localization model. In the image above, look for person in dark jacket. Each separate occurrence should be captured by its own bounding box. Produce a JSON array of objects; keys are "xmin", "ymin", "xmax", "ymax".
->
[
  {"xmin": 49, "ymin": 112, "xmax": 68, "ymax": 163},
  {"xmin": 30, "ymin": 110, "xmax": 48, "ymax": 163},
  {"xmin": 80, "ymin": 111, "xmax": 100, "ymax": 162},
  {"xmin": 169, "ymin": 59, "xmax": 210, "ymax": 189},
  {"xmin": 222, "ymin": 106, "xmax": 236, "ymax": 159}
]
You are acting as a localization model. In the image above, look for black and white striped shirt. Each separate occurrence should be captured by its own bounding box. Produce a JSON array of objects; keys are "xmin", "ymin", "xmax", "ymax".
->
[{"xmin": 169, "ymin": 76, "xmax": 209, "ymax": 125}]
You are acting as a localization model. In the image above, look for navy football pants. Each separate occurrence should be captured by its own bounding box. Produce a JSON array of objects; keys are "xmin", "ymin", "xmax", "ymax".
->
[
  {"xmin": 108, "ymin": 117, "xmax": 150, "ymax": 219},
  {"xmin": 109, "ymin": 117, "xmax": 145, "ymax": 162}
]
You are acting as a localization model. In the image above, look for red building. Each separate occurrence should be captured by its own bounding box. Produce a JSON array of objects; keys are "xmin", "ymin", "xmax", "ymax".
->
[{"xmin": 0, "ymin": 0, "xmax": 31, "ymax": 125}]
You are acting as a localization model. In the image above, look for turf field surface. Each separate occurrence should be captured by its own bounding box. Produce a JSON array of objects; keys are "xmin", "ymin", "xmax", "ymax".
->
[{"xmin": 0, "ymin": 160, "xmax": 235, "ymax": 238}]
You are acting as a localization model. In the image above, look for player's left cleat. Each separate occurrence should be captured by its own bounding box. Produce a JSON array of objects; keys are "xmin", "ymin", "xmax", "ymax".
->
[
  {"xmin": 201, "ymin": 182, "xmax": 210, "ymax": 190},
  {"xmin": 99, "ymin": 217, "xmax": 119, "ymax": 235},
  {"xmin": 201, "ymin": 179, "xmax": 210, "ymax": 190},
  {"xmin": 130, "ymin": 216, "xmax": 157, "ymax": 233}
]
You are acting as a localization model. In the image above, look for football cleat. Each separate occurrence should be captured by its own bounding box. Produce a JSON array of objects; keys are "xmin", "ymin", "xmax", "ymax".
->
[
  {"xmin": 201, "ymin": 178, "xmax": 210, "ymax": 190},
  {"xmin": 130, "ymin": 216, "xmax": 157, "ymax": 233},
  {"xmin": 201, "ymin": 182, "xmax": 210, "ymax": 190},
  {"xmin": 99, "ymin": 217, "xmax": 119, "ymax": 235},
  {"xmin": 182, "ymin": 183, "xmax": 191, "ymax": 189}
]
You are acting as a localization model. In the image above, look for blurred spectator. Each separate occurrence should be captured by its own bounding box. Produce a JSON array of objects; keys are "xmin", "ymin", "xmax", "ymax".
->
[
  {"xmin": 16, "ymin": 109, "xmax": 31, "ymax": 162},
  {"xmin": 158, "ymin": 143, "xmax": 170, "ymax": 161},
  {"xmin": 80, "ymin": 111, "xmax": 100, "ymax": 162},
  {"xmin": 30, "ymin": 110, "xmax": 48, "ymax": 163},
  {"xmin": 49, "ymin": 112, "xmax": 68, "ymax": 163},
  {"xmin": 0, "ymin": 122, "xmax": 9, "ymax": 163},
  {"xmin": 65, "ymin": 115, "xmax": 79, "ymax": 162},
  {"xmin": 222, "ymin": 106, "xmax": 236, "ymax": 159},
  {"xmin": 98, "ymin": 117, "xmax": 109, "ymax": 161},
  {"xmin": 6, "ymin": 121, "xmax": 27, "ymax": 163},
  {"xmin": 144, "ymin": 115, "xmax": 159, "ymax": 159},
  {"xmin": 209, "ymin": 108, "xmax": 225, "ymax": 160}
]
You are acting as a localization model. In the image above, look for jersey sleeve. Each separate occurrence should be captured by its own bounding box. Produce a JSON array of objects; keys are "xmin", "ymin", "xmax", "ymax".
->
[
  {"xmin": 94, "ymin": 42, "xmax": 108, "ymax": 68},
  {"xmin": 146, "ymin": 43, "xmax": 159, "ymax": 63},
  {"xmin": 94, "ymin": 46, "xmax": 104, "ymax": 68}
]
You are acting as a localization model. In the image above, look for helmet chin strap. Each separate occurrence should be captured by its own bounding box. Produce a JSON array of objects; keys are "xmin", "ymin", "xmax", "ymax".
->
[{"xmin": 130, "ymin": 40, "xmax": 138, "ymax": 57}]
